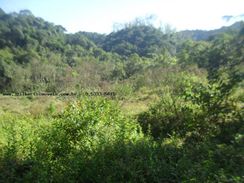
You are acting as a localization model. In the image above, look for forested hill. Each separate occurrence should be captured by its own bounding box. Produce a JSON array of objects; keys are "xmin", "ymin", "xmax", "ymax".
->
[
  {"xmin": 0, "ymin": 9, "xmax": 120, "ymax": 92},
  {"xmin": 79, "ymin": 21, "xmax": 244, "ymax": 56},
  {"xmin": 101, "ymin": 25, "xmax": 177, "ymax": 57},
  {"xmin": 0, "ymin": 9, "xmax": 243, "ymax": 93},
  {"xmin": 178, "ymin": 21, "xmax": 244, "ymax": 41},
  {"xmin": 0, "ymin": 8, "xmax": 243, "ymax": 58}
]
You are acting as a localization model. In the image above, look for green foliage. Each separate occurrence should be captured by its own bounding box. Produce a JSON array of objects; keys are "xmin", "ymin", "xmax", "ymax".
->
[
  {"xmin": 0, "ymin": 94, "xmax": 243, "ymax": 182},
  {"xmin": 0, "ymin": 113, "xmax": 49, "ymax": 182},
  {"xmin": 30, "ymin": 98, "xmax": 144, "ymax": 182},
  {"xmin": 113, "ymin": 82, "xmax": 134, "ymax": 99},
  {"xmin": 0, "ymin": 10, "xmax": 243, "ymax": 94},
  {"xmin": 178, "ymin": 21, "xmax": 244, "ymax": 41},
  {"xmin": 138, "ymin": 91, "xmax": 200, "ymax": 140},
  {"xmin": 47, "ymin": 102, "xmax": 56, "ymax": 114},
  {"xmin": 138, "ymin": 30, "xmax": 243, "ymax": 143},
  {"xmin": 103, "ymin": 25, "xmax": 176, "ymax": 57},
  {"xmin": 0, "ymin": 10, "xmax": 125, "ymax": 93}
]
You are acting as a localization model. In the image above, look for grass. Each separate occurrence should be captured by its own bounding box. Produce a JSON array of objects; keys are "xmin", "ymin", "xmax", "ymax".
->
[
  {"xmin": 0, "ymin": 96, "xmax": 68, "ymax": 116},
  {"xmin": 119, "ymin": 100, "xmax": 149, "ymax": 116},
  {"xmin": 0, "ymin": 91, "xmax": 158, "ymax": 117}
]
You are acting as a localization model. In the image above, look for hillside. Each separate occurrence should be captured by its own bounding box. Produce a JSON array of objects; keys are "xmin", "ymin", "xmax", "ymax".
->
[
  {"xmin": 0, "ymin": 9, "xmax": 243, "ymax": 94},
  {"xmin": 0, "ymin": 9, "xmax": 122, "ymax": 92},
  {"xmin": 178, "ymin": 21, "xmax": 244, "ymax": 41},
  {"xmin": 102, "ymin": 25, "xmax": 176, "ymax": 57}
]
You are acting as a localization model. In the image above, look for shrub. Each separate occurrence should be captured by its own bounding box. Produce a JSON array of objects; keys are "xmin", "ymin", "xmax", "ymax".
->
[
  {"xmin": 0, "ymin": 113, "xmax": 49, "ymax": 182},
  {"xmin": 33, "ymin": 97, "xmax": 143, "ymax": 182},
  {"xmin": 137, "ymin": 91, "xmax": 201, "ymax": 140}
]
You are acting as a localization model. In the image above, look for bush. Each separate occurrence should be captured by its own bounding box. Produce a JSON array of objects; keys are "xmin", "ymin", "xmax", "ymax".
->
[
  {"xmin": 138, "ymin": 91, "xmax": 200, "ymax": 140},
  {"xmin": 33, "ymin": 97, "xmax": 143, "ymax": 182},
  {"xmin": 0, "ymin": 96, "xmax": 242, "ymax": 182},
  {"xmin": 0, "ymin": 113, "xmax": 49, "ymax": 182}
]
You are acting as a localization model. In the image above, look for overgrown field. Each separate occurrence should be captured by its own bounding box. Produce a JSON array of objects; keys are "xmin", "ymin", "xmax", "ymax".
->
[{"xmin": 0, "ymin": 86, "xmax": 243, "ymax": 182}]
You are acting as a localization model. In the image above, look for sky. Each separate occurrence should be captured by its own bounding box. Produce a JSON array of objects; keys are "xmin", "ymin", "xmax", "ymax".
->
[{"xmin": 1, "ymin": 0, "xmax": 244, "ymax": 33}]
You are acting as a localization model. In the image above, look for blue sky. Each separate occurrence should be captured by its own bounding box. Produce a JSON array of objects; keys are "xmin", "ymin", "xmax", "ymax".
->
[{"xmin": 1, "ymin": 0, "xmax": 244, "ymax": 33}]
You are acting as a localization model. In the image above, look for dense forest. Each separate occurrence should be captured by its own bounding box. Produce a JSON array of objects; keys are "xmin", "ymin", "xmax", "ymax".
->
[{"xmin": 0, "ymin": 9, "xmax": 243, "ymax": 182}]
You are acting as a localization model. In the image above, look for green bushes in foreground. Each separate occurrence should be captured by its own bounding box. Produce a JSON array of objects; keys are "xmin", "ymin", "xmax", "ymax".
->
[
  {"xmin": 0, "ymin": 97, "xmax": 243, "ymax": 182},
  {"xmin": 137, "ymin": 81, "xmax": 243, "ymax": 182}
]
